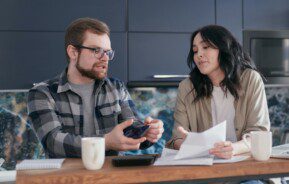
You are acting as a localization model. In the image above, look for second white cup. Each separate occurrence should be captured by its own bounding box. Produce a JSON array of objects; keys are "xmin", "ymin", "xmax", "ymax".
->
[
  {"xmin": 242, "ymin": 131, "xmax": 272, "ymax": 161},
  {"xmin": 81, "ymin": 137, "xmax": 105, "ymax": 170}
]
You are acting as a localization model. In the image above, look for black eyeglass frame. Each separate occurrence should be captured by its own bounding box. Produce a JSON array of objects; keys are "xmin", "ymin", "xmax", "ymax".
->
[{"xmin": 74, "ymin": 45, "xmax": 115, "ymax": 61}]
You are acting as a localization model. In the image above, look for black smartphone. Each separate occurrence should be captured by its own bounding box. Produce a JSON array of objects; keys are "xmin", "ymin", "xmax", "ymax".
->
[
  {"xmin": 123, "ymin": 119, "xmax": 150, "ymax": 139},
  {"xmin": 112, "ymin": 155, "xmax": 157, "ymax": 167}
]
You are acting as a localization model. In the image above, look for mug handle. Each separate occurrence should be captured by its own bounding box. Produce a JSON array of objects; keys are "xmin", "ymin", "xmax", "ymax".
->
[{"xmin": 242, "ymin": 133, "xmax": 251, "ymax": 149}]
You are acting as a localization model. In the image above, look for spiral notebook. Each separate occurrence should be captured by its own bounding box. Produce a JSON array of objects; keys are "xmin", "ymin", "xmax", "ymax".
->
[{"xmin": 16, "ymin": 159, "xmax": 65, "ymax": 170}]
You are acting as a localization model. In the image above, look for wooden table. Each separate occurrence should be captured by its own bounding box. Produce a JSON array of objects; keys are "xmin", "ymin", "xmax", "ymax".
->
[{"xmin": 16, "ymin": 156, "xmax": 289, "ymax": 184}]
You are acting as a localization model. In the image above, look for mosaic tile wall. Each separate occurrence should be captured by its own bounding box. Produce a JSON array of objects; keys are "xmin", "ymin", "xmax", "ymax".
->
[
  {"xmin": 124, "ymin": 88, "xmax": 177, "ymax": 155},
  {"xmin": 0, "ymin": 86, "xmax": 288, "ymax": 169},
  {"xmin": 126, "ymin": 86, "xmax": 289, "ymax": 155},
  {"xmin": 266, "ymin": 87, "xmax": 289, "ymax": 145},
  {"xmin": 0, "ymin": 91, "xmax": 45, "ymax": 170}
]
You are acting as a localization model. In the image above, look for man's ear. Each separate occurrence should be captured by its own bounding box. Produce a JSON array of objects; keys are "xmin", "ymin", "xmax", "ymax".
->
[{"xmin": 67, "ymin": 45, "xmax": 78, "ymax": 62}]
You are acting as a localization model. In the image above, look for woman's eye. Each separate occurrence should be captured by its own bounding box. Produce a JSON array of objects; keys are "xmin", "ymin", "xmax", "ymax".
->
[{"xmin": 203, "ymin": 46, "xmax": 209, "ymax": 49}]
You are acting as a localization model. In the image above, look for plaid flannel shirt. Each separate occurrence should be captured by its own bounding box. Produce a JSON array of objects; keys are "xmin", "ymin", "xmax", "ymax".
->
[{"xmin": 28, "ymin": 69, "xmax": 152, "ymax": 158}]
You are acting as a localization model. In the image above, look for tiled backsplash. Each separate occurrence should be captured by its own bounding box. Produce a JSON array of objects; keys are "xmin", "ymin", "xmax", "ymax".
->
[
  {"xmin": 127, "ymin": 86, "xmax": 289, "ymax": 155},
  {"xmin": 266, "ymin": 87, "xmax": 289, "ymax": 145},
  {"xmin": 0, "ymin": 91, "xmax": 45, "ymax": 170},
  {"xmin": 0, "ymin": 86, "xmax": 288, "ymax": 169}
]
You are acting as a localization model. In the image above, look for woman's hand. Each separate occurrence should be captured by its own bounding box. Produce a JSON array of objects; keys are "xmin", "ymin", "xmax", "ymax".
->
[
  {"xmin": 173, "ymin": 126, "xmax": 189, "ymax": 150},
  {"xmin": 209, "ymin": 141, "xmax": 234, "ymax": 159}
]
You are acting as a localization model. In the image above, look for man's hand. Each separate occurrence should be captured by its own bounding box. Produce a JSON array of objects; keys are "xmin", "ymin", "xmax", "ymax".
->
[
  {"xmin": 209, "ymin": 141, "xmax": 234, "ymax": 159},
  {"xmin": 104, "ymin": 119, "xmax": 146, "ymax": 151},
  {"xmin": 144, "ymin": 117, "xmax": 164, "ymax": 143}
]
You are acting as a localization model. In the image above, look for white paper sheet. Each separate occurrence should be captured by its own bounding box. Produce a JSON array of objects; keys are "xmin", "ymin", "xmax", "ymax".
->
[
  {"xmin": 175, "ymin": 121, "xmax": 226, "ymax": 160},
  {"xmin": 154, "ymin": 148, "xmax": 249, "ymax": 166},
  {"xmin": 213, "ymin": 155, "xmax": 250, "ymax": 163},
  {"xmin": 154, "ymin": 121, "xmax": 249, "ymax": 166},
  {"xmin": 0, "ymin": 158, "xmax": 4, "ymax": 167},
  {"xmin": 154, "ymin": 148, "xmax": 213, "ymax": 166}
]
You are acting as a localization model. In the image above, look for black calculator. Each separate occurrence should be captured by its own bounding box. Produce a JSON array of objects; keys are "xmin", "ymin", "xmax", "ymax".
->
[{"xmin": 112, "ymin": 155, "xmax": 158, "ymax": 167}]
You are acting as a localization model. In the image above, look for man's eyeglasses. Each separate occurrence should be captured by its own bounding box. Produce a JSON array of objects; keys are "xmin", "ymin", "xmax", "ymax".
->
[{"xmin": 74, "ymin": 45, "xmax": 115, "ymax": 61}]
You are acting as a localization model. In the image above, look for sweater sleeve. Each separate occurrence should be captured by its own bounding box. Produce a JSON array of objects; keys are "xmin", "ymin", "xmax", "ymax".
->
[
  {"xmin": 242, "ymin": 70, "xmax": 270, "ymax": 134},
  {"xmin": 166, "ymin": 79, "xmax": 194, "ymax": 148}
]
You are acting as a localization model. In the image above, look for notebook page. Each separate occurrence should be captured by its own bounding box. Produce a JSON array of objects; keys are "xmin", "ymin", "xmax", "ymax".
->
[{"xmin": 0, "ymin": 171, "xmax": 16, "ymax": 182}]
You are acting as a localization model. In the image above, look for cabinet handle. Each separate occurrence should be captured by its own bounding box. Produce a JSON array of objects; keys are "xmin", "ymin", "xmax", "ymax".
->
[
  {"xmin": 153, "ymin": 75, "xmax": 189, "ymax": 79},
  {"xmin": 270, "ymin": 71, "xmax": 289, "ymax": 76}
]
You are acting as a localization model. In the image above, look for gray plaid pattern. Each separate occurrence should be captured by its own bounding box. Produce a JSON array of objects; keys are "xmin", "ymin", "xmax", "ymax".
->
[{"xmin": 28, "ymin": 69, "xmax": 147, "ymax": 158}]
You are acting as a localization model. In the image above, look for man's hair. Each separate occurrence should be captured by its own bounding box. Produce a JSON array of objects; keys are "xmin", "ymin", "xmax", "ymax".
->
[
  {"xmin": 187, "ymin": 25, "xmax": 261, "ymax": 102},
  {"xmin": 64, "ymin": 17, "xmax": 110, "ymax": 62}
]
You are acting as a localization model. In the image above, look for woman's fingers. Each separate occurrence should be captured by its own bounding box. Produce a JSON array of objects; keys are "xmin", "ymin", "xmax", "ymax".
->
[
  {"xmin": 177, "ymin": 126, "xmax": 189, "ymax": 139},
  {"xmin": 210, "ymin": 141, "xmax": 234, "ymax": 159},
  {"xmin": 214, "ymin": 141, "xmax": 232, "ymax": 148}
]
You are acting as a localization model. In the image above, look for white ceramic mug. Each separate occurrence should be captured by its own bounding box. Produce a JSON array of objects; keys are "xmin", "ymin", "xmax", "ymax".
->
[
  {"xmin": 81, "ymin": 137, "xmax": 105, "ymax": 170},
  {"xmin": 242, "ymin": 131, "xmax": 272, "ymax": 161}
]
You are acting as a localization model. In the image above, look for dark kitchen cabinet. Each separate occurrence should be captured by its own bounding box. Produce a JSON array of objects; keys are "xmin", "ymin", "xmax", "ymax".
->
[
  {"xmin": 108, "ymin": 33, "xmax": 127, "ymax": 83},
  {"xmin": 216, "ymin": 0, "xmax": 243, "ymax": 43},
  {"xmin": 0, "ymin": 0, "xmax": 126, "ymax": 32},
  {"xmin": 0, "ymin": 32, "xmax": 66, "ymax": 89},
  {"xmin": 0, "ymin": 0, "xmax": 127, "ymax": 89},
  {"xmin": 127, "ymin": 0, "xmax": 214, "ymax": 84},
  {"xmin": 0, "ymin": 32, "xmax": 126, "ymax": 89},
  {"xmin": 1, "ymin": 0, "xmax": 288, "ymax": 88},
  {"xmin": 128, "ymin": 0, "xmax": 215, "ymax": 32},
  {"xmin": 243, "ymin": 0, "xmax": 289, "ymax": 30},
  {"xmin": 128, "ymin": 33, "xmax": 191, "ymax": 83}
]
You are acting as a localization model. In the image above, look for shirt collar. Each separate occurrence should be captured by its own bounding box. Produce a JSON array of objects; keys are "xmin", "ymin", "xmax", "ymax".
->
[{"xmin": 57, "ymin": 68, "xmax": 107, "ymax": 93}]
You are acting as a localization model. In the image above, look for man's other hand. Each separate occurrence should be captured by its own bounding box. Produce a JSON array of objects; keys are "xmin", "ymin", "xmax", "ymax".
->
[
  {"xmin": 144, "ymin": 116, "xmax": 164, "ymax": 143},
  {"xmin": 104, "ymin": 119, "xmax": 146, "ymax": 151}
]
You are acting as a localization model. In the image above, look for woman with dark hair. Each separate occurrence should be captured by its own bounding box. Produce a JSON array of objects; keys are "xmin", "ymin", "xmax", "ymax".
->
[{"xmin": 167, "ymin": 25, "xmax": 270, "ymax": 159}]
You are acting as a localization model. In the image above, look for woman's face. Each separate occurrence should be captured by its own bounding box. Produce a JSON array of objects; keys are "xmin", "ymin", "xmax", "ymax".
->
[{"xmin": 193, "ymin": 33, "xmax": 223, "ymax": 79}]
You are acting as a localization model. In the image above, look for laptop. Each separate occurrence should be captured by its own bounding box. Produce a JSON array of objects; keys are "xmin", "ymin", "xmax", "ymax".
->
[{"xmin": 271, "ymin": 143, "xmax": 289, "ymax": 159}]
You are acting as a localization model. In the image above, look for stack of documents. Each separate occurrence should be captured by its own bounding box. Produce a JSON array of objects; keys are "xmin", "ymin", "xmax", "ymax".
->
[
  {"xmin": 154, "ymin": 121, "xmax": 249, "ymax": 166},
  {"xmin": 154, "ymin": 148, "xmax": 214, "ymax": 165},
  {"xmin": 16, "ymin": 159, "xmax": 65, "ymax": 170},
  {"xmin": 271, "ymin": 143, "xmax": 289, "ymax": 159}
]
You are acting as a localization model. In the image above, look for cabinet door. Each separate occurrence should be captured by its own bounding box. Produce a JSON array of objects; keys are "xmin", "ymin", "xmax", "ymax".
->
[
  {"xmin": 0, "ymin": 0, "xmax": 126, "ymax": 31},
  {"xmin": 108, "ymin": 33, "xmax": 127, "ymax": 83},
  {"xmin": 216, "ymin": 0, "xmax": 243, "ymax": 43},
  {"xmin": 128, "ymin": 33, "xmax": 191, "ymax": 83},
  {"xmin": 244, "ymin": 0, "xmax": 289, "ymax": 29},
  {"xmin": 0, "ymin": 32, "xmax": 126, "ymax": 89},
  {"xmin": 128, "ymin": 0, "xmax": 215, "ymax": 32},
  {"xmin": 0, "ymin": 32, "xmax": 66, "ymax": 89},
  {"xmin": 128, "ymin": 0, "xmax": 215, "ymax": 84},
  {"xmin": 0, "ymin": 0, "xmax": 127, "ymax": 89}
]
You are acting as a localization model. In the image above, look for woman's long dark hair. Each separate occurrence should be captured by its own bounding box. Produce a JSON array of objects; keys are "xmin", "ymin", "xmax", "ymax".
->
[{"xmin": 187, "ymin": 25, "xmax": 260, "ymax": 102}]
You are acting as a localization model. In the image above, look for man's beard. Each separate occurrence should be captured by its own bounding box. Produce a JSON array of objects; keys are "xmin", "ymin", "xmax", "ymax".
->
[{"xmin": 76, "ymin": 60, "xmax": 107, "ymax": 80}]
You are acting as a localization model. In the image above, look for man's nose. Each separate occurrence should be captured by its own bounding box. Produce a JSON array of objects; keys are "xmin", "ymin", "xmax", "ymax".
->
[{"xmin": 100, "ymin": 52, "xmax": 109, "ymax": 61}]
